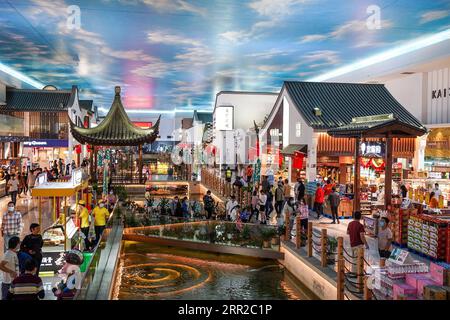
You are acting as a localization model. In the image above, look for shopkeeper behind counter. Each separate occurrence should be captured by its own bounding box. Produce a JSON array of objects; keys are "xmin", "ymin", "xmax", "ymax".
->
[{"xmin": 429, "ymin": 192, "xmax": 439, "ymax": 209}]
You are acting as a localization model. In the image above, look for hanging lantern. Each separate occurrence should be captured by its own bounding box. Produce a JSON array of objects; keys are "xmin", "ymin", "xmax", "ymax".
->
[{"xmin": 75, "ymin": 144, "xmax": 82, "ymax": 154}]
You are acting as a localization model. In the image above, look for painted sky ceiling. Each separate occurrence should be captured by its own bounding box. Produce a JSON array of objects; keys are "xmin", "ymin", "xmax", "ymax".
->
[{"xmin": 0, "ymin": 0, "xmax": 449, "ymax": 115}]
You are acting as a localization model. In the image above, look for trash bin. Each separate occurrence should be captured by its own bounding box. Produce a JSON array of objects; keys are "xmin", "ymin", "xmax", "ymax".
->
[{"xmin": 80, "ymin": 252, "xmax": 94, "ymax": 273}]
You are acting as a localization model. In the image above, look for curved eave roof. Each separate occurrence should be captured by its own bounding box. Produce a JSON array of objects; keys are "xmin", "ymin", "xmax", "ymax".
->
[{"xmin": 70, "ymin": 87, "xmax": 160, "ymax": 146}]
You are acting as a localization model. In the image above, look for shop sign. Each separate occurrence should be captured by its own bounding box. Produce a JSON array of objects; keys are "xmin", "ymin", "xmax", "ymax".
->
[
  {"xmin": 393, "ymin": 163, "xmax": 402, "ymax": 169},
  {"xmin": 360, "ymin": 141, "xmax": 385, "ymax": 158},
  {"xmin": 431, "ymin": 87, "xmax": 450, "ymax": 99},
  {"xmin": 425, "ymin": 127, "xmax": 450, "ymax": 160},
  {"xmin": 72, "ymin": 168, "xmax": 82, "ymax": 186},
  {"xmin": 40, "ymin": 251, "xmax": 65, "ymax": 273},
  {"xmin": 215, "ymin": 106, "xmax": 233, "ymax": 131},
  {"xmin": 23, "ymin": 139, "xmax": 68, "ymax": 148}
]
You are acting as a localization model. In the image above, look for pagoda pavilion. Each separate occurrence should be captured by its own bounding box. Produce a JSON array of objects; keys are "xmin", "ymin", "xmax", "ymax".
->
[{"xmin": 70, "ymin": 86, "xmax": 160, "ymax": 183}]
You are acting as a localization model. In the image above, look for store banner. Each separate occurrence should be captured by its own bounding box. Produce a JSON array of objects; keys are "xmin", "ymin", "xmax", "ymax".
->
[
  {"xmin": 425, "ymin": 127, "xmax": 450, "ymax": 160},
  {"xmin": 23, "ymin": 139, "xmax": 68, "ymax": 148},
  {"xmin": 40, "ymin": 251, "xmax": 65, "ymax": 272},
  {"xmin": 360, "ymin": 141, "xmax": 385, "ymax": 158}
]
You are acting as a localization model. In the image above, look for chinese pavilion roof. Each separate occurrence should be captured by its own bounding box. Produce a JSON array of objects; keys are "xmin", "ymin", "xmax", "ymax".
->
[{"xmin": 70, "ymin": 86, "xmax": 160, "ymax": 146}]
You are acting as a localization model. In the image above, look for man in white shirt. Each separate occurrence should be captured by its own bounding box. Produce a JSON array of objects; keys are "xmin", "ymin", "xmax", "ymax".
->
[
  {"xmin": 0, "ymin": 236, "xmax": 20, "ymax": 300},
  {"xmin": 226, "ymin": 195, "xmax": 239, "ymax": 221},
  {"xmin": 433, "ymin": 183, "xmax": 441, "ymax": 199}
]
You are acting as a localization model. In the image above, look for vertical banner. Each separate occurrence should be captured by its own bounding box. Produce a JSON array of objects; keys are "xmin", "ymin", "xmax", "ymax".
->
[
  {"xmin": 253, "ymin": 158, "xmax": 261, "ymax": 184},
  {"xmin": 103, "ymin": 148, "xmax": 110, "ymax": 196}
]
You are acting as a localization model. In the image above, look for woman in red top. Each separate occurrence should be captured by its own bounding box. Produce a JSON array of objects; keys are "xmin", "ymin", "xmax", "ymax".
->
[{"xmin": 314, "ymin": 183, "xmax": 325, "ymax": 219}]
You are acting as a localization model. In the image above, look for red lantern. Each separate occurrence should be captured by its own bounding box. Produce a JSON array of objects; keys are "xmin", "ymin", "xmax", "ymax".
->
[{"xmin": 75, "ymin": 145, "xmax": 82, "ymax": 154}]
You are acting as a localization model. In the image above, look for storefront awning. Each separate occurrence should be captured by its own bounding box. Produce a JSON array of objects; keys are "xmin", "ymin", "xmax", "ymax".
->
[{"xmin": 280, "ymin": 144, "xmax": 307, "ymax": 156}]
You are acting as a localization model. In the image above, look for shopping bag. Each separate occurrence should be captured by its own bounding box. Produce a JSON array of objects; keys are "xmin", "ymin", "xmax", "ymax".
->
[{"xmin": 88, "ymin": 217, "xmax": 96, "ymax": 242}]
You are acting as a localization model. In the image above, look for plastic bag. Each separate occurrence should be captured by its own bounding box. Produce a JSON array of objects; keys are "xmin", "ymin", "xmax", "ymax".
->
[{"xmin": 88, "ymin": 217, "xmax": 96, "ymax": 241}]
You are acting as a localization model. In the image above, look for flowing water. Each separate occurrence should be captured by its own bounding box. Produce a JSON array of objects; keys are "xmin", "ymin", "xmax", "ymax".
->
[{"xmin": 113, "ymin": 241, "xmax": 317, "ymax": 300}]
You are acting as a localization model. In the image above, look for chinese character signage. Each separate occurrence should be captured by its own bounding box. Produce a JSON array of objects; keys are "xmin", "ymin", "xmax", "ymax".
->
[
  {"xmin": 215, "ymin": 106, "xmax": 233, "ymax": 131},
  {"xmin": 360, "ymin": 141, "xmax": 385, "ymax": 158},
  {"xmin": 40, "ymin": 252, "xmax": 65, "ymax": 273}
]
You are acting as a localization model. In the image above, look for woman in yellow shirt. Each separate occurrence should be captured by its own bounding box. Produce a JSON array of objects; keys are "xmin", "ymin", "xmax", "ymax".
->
[
  {"xmin": 92, "ymin": 200, "xmax": 110, "ymax": 244},
  {"xmin": 77, "ymin": 200, "xmax": 92, "ymax": 251}
]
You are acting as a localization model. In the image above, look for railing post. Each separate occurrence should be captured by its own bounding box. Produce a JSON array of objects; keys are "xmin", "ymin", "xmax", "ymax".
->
[
  {"xmin": 357, "ymin": 247, "xmax": 365, "ymax": 293},
  {"xmin": 295, "ymin": 216, "xmax": 301, "ymax": 249},
  {"xmin": 321, "ymin": 228, "xmax": 327, "ymax": 267},
  {"xmin": 337, "ymin": 257, "xmax": 345, "ymax": 300},
  {"xmin": 364, "ymin": 276, "xmax": 372, "ymax": 300},
  {"xmin": 337, "ymin": 236, "xmax": 343, "ymax": 262},
  {"xmin": 307, "ymin": 222, "xmax": 313, "ymax": 257},
  {"xmin": 285, "ymin": 212, "xmax": 290, "ymax": 240}
]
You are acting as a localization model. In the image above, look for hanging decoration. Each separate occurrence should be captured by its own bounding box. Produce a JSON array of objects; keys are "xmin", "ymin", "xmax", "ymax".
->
[
  {"xmin": 293, "ymin": 151, "xmax": 304, "ymax": 169},
  {"xmin": 102, "ymin": 148, "xmax": 111, "ymax": 196},
  {"xmin": 360, "ymin": 157, "xmax": 385, "ymax": 170}
]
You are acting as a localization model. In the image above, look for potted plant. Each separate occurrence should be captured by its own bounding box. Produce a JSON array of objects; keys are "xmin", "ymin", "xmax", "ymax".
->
[
  {"xmin": 327, "ymin": 237, "xmax": 338, "ymax": 265},
  {"xmin": 260, "ymin": 228, "xmax": 276, "ymax": 248},
  {"xmin": 277, "ymin": 225, "xmax": 286, "ymax": 241}
]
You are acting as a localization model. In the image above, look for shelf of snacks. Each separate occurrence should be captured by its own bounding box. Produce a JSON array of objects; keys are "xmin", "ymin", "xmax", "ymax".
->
[
  {"xmin": 389, "ymin": 204, "xmax": 422, "ymax": 246},
  {"xmin": 408, "ymin": 214, "xmax": 450, "ymax": 262}
]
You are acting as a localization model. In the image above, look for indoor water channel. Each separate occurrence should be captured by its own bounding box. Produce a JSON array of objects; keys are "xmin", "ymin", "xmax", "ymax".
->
[{"xmin": 113, "ymin": 241, "xmax": 318, "ymax": 300}]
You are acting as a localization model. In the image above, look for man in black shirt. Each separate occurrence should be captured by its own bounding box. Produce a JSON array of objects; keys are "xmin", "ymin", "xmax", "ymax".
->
[{"xmin": 20, "ymin": 223, "xmax": 43, "ymax": 275}]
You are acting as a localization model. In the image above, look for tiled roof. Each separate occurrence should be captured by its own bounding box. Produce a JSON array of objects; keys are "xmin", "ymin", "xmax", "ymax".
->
[
  {"xmin": 79, "ymin": 100, "xmax": 93, "ymax": 113},
  {"xmin": 194, "ymin": 111, "xmax": 213, "ymax": 123},
  {"xmin": 2, "ymin": 88, "xmax": 72, "ymax": 112},
  {"xmin": 283, "ymin": 81, "xmax": 426, "ymax": 131},
  {"xmin": 70, "ymin": 87, "xmax": 160, "ymax": 146}
]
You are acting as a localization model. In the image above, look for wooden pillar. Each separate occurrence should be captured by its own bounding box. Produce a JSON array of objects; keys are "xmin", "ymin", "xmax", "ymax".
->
[
  {"xmin": 357, "ymin": 247, "xmax": 365, "ymax": 293},
  {"xmin": 94, "ymin": 147, "xmax": 98, "ymax": 180},
  {"xmin": 307, "ymin": 222, "xmax": 313, "ymax": 257},
  {"xmin": 354, "ymin": 137, "xmax": 361, "ymax": 212},
  {"xmin": 88, "ymin": 146, "xmax": 93, "ymax": 179},
  {"xmin": 385, "ymin": 135, "xmax": 393, "ymax": 209},
  {"xmin": 337, "ymin": 257, "xmax": 345, "ymax": 300},
  {"xmin": 364, "ymin": 276, "xmax": 372, "ymax": 300},
  {"xmin": 337, "ymin": 237, "xmax": 345, "ymax": 300},
  {"xmin": 285, "ymin": 212, "xmax": 290, "ymax": 240},
  {"xmin": 138, "ymin": 144, "xmax": 143, "ymax": 184},
  {"xmin": 295, "ymin": 216, "xmax": 301, "ymax": 248},
  {"xmin": 38, "ymin": 198, "xmax": 42, "ymax": 232},
  {"xmin": 321, "ymin": 228, "xmax": 327, "ymax": 267}
]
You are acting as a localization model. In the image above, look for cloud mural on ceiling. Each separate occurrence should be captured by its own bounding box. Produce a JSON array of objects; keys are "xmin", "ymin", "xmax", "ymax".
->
[{"xmin": 0, "ymin": 0, "xmax": 449, "ymax": 114}]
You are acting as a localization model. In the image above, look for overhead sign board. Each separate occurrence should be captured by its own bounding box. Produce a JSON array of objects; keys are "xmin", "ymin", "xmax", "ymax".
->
[
  {"xmin": 360, "ymin": 141, "xmax": 385, "ymax": 158},
  {"xmin": 23, "ymin": 139, "xmax": 68, "ymax": 148}
]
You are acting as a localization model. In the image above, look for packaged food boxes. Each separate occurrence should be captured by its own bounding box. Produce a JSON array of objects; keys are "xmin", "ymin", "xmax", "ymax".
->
[
  {"xmin": 423, "ymin": 285, "xmax": 447, "ymax": 300},
  {"xmin": 405, "ymin": 273, "xmax": 432, "ymax": 289},
  {"xmin": 393, "ymin": 283, "xmax": 417, "ymax": 300},
  {"xmin": 430, "ymin": 262, "xmax": 450, "ymax": 286},
  {"xmin": 417, "ymin": 278, "xmax": 438, "ymax": 296}
]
